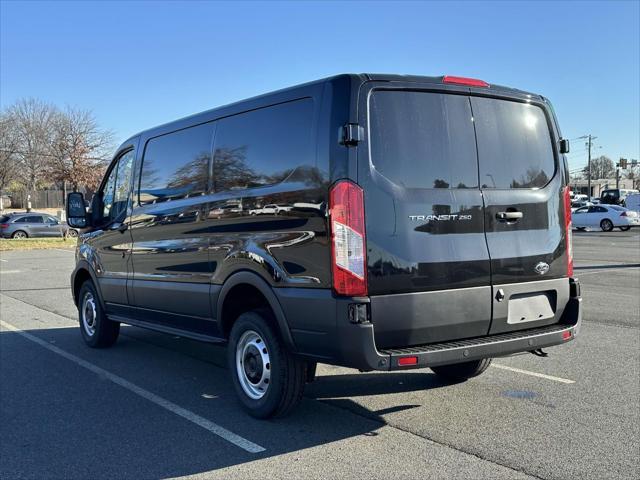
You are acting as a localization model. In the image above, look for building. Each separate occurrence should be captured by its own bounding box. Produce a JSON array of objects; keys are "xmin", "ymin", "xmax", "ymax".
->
[{"xmin": 569, "ymin": 178, "xmax": 636, "ymax": 198}]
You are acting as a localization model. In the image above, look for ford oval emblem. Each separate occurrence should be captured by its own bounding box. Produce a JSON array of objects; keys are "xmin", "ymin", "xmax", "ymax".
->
[{"xmin": 534, "ymin": 262, "xmax": 550, "ymax": 275}]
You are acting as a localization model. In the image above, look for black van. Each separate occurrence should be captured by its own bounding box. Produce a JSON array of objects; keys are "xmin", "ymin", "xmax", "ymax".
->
[{"xmin": 66, "ymin": 74, "xmax": 582, "ymax": 418}]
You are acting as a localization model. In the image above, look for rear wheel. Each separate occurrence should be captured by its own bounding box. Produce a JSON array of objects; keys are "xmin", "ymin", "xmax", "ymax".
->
[
  {"xmin": 67, "ymin": 229, "xmax": 79, "ymax": 238},
  {"xmin": 228, "ymin": 310, "xmax": 307, "ymax": 418},
  {"xmin": 78, "ymin": 281, "xmax": 120, "ymax": 348},
  {"xmin": 576, "ymin": 227, "xmax": 586, "ymax": 231},
  {"xmin": 431, "ymin": 358, "xmax": 492, "ymax": 381},
  {"xmin": 11, "ymin": 230, "xmax": 28, "ymax": 239},
  {"xmin": 600, "ymin": 219, "xmax": 614, "ymax": 232},
  {"xmin": 619, "ymin": 226, "xmax": 631, "ymax": 231}
]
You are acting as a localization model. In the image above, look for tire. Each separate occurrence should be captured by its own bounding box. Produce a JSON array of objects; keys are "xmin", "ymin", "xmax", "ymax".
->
[
  {"xmin": 228, "ymin": 310, "xmax": 306, "ymax": 419},
  {"xmin": 600, "ymin": 219, "xmax": 614, "ymax": 232},
  {"xmin": 77, "ymin": 281, "xmax": 120, "ymax": 348},
  {"xmin": 619, "ymin": 226, "xmax": 631, "ymax": 231},
  {"xmin": 431, "ymin": 358, "xmax": 492, "ymax": 382},
  {"xmin": 576, "ymin": 227, "xmax": 586, "ymax": 231},
  {"xmin": 11, "ymin": 230, "xmax": 28, "ymax": 239},
  {"xmin": 67, "ymin": 229, "xmax": 79, "ymax": 238}
]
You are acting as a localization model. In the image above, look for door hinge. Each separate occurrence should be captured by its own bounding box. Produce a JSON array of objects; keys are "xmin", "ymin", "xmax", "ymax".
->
[{"xmin": 341, "ymin": 123, "xmax": 364, "ymax": 146}]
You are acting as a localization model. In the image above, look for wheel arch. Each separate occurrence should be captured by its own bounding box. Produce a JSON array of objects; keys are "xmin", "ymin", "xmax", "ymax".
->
[
  {"xmin": 71, "ymin": 261, "xmax": 105, "ymax": 311},
  {"xmin": 217, "ymin": 271, "xmax": 296, "ymax": 351}
]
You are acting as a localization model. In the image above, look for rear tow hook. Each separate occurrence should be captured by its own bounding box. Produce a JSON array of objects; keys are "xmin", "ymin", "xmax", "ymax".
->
[{"xmin": 530, "ymin": 348, "xmax": 548, "ymax": 357}]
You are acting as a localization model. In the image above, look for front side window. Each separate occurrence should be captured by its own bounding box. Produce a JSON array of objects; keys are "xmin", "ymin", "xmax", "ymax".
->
[
  {"xmin": 102, "ymin": 149, "xmax": 134, "ymax": 221},
  {"xmin": 139, "ymin": 123, "xmax": 214, "ymax": 204},
  {"xmin": 472, "ymin": 97, "xmax": 555, "ymax": 189},
  {"xmin": 212, "ymin": 99, "xmax": 315, "ymax": 192},
  {"xmin": 369, "ymin": 91, "xmax": 478, "ymax": 189},
  {"xmin": 45, "ymin": 216, "xmax": 58, "ymax": 224}
]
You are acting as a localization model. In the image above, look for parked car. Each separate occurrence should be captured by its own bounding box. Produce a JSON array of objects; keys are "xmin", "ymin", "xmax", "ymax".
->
[
  {"xmin": 65, "ymin": 74, "xmax": 581, "ymax": 418},
  {"xmin": 0, "ymin": 212, "xmax": 78, "ymax": 238},
  {"xmin": 572, "ymin": 204, "xmax": 639, "ymax": 231},
  {"xmin": 589, "ymin": 197, "xmax": 601, "ymax": 204},
  {"xmin": 571, "ymin": 200, "xmax": 592, "ymax": 212},
  {"xmin": 600, "ymin": 188, "xmax": 640, "ymax": 205},
  {"xmin": 572, "ymin": 194, "xmax": 588, "ymax": 202},
  {"xmin": 624, "ymin": 193, "xmax": 640, "ymax": 213}
]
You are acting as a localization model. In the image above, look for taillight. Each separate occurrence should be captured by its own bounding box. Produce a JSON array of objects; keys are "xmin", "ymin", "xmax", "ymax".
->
[
  {"xmin": 329, "ymin": 180, "xmax": 367, "ymax": 297},
  {"xmin": 563, "ymin": 186, "xmax": 573, "ymax": 277},
  {"xmin": 0, "ymin": 223, "xmax": 8, "ymax": 229},
  {"xmin": 443, "ymin": 75, "xmax": 490, "ymax": 87}
]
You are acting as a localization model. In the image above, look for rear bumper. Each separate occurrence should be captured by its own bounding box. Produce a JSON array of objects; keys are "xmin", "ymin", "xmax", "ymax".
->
[{"xmin": 334, "ymin": 295, "xmax": 581, "ymax": 371}]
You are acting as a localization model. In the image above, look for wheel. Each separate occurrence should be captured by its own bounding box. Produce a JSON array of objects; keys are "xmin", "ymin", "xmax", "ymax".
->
[
  {"xmin": 600, "ymin": 219, "xmax": 614, "ymax": 232},
  {"xmin": 619, "ymin": 226, "xmax": 631, "ymax": 231},
  {"xmin": 576, "ymin": 227, "xmax": 586, "ymax": 231},
  {"xmin": 67, "ymin": 229, "xmax": 79, "ymax": 238},
  {"xmin": 228, "ymin": 310, "xmax": 307, "ymax": 419},
  {"xmin": 431, "ymin": 358, "xmax": 492, "ymax": 382},
  {"xmin": 78, "ymin": 281, "xmax": 120, "ymax": 348},
  {"xmin": 11, "ymin": 230, "xmax": 28, "ymax": 239}
]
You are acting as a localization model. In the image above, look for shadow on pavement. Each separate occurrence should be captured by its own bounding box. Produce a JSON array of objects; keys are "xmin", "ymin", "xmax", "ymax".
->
[{"xmin": 0, "ymin": 325, "xmax": 451, "ymax": 479}]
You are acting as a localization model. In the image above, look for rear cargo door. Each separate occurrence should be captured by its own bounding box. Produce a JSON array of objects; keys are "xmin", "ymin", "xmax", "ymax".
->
[
  {"xmin": 469, "ymin": 94, "xmax": 570, "ymax": 334},
  {"xmin": 360, "ymin": 85, "xmax": 492, "ymax": 348}
]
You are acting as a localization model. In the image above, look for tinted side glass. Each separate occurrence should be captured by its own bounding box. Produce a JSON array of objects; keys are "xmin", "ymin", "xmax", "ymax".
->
[
  {"xmin": 102, "ymin": 164, "xmax": 118, "ymax": 219},
  {"xmin": 595, "ymin": 206, "xmax": 608, "ymax": 213},
  {"xmin": 472, "ymin": 97, "xmax": 555, "ymax": 189},
  {"xmin": 25, "ymin": 216, "xmax": 44, "ymax": 223},
  {"xmin": 14, "ymin": 217, "xmax": 28, "ymax": 223},
  {"xmin": 45, "ymin": 216, "xmax": 58, "ymax": 224},
  {"xmin": 368, "ymin": 91, "xmax": 478, "ymax": 189},
  {"xmin": 212, "ymin": 99, "xmax": 314, "ymax": 191},
  {"xmin": 140, "ymin": 123, "xmax": 214, "ymax": 203},
  {"xmin": 112, "ymin": 150, "xmax": 134, "ymax": 219}
]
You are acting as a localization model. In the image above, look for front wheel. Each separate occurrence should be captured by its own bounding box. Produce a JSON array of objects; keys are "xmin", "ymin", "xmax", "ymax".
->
[
  {"xmin": 600, "ymin": 219, "xmax": 614, "ymax": 232},
  {"xmin": 431, "ymin": 358, "xmax": 492, "ymax": 382},
  {"xmin": 78, "ymin": 281, "xmax": 120, "ymax": 348},
  {"xmin": 228, "ymin": 310, "xmax": 307, "ymax": 419},
  {"xmin": 619, "ymin": 226, "xmax": 631, "ymax": 231}
]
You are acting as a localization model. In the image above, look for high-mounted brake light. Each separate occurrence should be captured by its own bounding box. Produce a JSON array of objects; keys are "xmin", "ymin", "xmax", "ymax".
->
[
  {"xmin": 330, "ymin": 180, "xmax": 367, "ymax": 297},
  {"xmin": 563, "ymin": 187, "xmax": 573, "ymax": 277},
  {"xmin": 443, "ymin": 75, "xmax": 490, "ymax": 88}
]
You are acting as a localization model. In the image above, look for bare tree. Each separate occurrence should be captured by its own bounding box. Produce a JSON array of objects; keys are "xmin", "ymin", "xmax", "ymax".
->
[
  {"xmin": 49, "ymin": 106, "xmax": 114, "ymax": 191},
  {"xmin": 6, "ymin": 98, "xmax": 57, "ymax": 191},
  {"xmin": 582, "ymin": 155, "xmax": 615, "ymax": 180},
  {"xmin": 0, "ymin": 111, "xmax": 20, "ymax": 192}
]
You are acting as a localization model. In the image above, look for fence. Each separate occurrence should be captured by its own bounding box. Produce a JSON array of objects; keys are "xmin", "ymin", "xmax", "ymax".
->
[{"xmin": 8, "ymin": 190, "xmax": 65, "ymax": 210}]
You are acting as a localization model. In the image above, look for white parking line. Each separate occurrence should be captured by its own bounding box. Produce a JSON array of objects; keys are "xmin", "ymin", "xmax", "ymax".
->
[
  {"xmin": 0, "ymin": 270, "xmax": 20, "ymax": 274},
  {"xmin": 53, "ymin": 248, "xmax": 75, "ymax": 253},
  {"xmin": 0, "ymin": 259, "xmax": 8, "ymax": 262},
  {"xmin": 0, "ymin": 319, "xmax": 266, "ymax": 454},
  {"xmin": 491, "ymin": 363, "xmax": 575, "ymax": 384}
]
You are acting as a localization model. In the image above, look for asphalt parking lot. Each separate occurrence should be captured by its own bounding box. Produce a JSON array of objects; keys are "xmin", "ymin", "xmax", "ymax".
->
[{"xmin": 1, "ymin": 231, "xmax": 639, "ymax": 479}]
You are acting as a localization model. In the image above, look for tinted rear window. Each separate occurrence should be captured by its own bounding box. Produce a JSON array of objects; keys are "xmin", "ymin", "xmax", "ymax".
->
[
  {"xmin": 471, "ymin": 97, "xmax": 555, "ymax": 189},
  {"xmin": 368, "ymin": 91, "xmax": 478, "ymax": 189},
  {"xmin": 139, "ymin": 123, "xmax": 214, "ymax": 204},
  {"xmin": 212, "ymin": 98, "xmax": 314, "ymax": 192}
]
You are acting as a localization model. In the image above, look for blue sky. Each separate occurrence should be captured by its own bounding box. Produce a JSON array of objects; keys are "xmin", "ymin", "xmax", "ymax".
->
[{"xmin": 1, "ymin": 0, "xmax": 638, "ymax": 174}]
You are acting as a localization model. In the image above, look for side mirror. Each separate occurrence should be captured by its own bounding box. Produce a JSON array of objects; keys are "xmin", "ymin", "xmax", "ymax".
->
[
  {"xmin": 67, "ymin": 192, "xmax": 88, "ymax": 228},
  {"xmin": 559, "ymin": 138, "xmax": 570, "ymax": 154}
]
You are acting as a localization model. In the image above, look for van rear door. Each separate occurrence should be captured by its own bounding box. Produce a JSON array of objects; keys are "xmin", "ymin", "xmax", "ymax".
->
[
  {"xmin": 470, "ymin": 94, "xmax": 570, "ymax": 334},
  {"xmin": 360, "ymin": 85, "xmax": 492, "ymax": 349}
]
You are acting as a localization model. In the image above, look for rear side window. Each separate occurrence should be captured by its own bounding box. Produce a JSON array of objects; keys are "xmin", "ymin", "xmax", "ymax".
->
[
  {"xmin": 139, "ymin": 123, "xmax": 214, "ymax": 204},
  {"xmin": 471, "ymin": 97, "xmax": 555, "ymax": 189},
  {"xmin": 17, "ymin": 216, "xmax": 43, "ymax": 223},
  {"xmin": 368, "ymin": 91, "xmax": 478, "ymax": 189},
  {"xmin": 212, "ymin": 99, "xmax": 314, "ymax": 192}
]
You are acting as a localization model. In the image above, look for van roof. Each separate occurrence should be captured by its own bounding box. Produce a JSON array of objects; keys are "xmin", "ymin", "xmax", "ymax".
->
[{"xmin": 118, "ymin": 73, "xmax": 545, "ymax": 150}]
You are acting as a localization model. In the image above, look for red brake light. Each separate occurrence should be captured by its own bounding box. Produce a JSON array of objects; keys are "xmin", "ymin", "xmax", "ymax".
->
[
  {"xmin": 443, "ymin": 75, "xmax": 490, "ymax": 87},
  {"xmin": 329, "ymin": 180, "xmax": 367, "ymax": 297},
  {"xmin": 398, "ymin": 356, "xmax": 418, "ymax": 366},
  {"xmin": 563, "ymin": 187, "xmax": 573, "ymax": 277},
  {"xmin": 562, "ymin": 330, "xmax": 572, "ymax": 341},
  {"xmin": 0, "ymin": 223, "xmax": 8, "ymax": 229}
]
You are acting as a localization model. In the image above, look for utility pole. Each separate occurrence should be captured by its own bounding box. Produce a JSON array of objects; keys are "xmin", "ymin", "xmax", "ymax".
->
[{"xmin": 578, "ymin": 135, "xmax": 597, "ymax": 198}]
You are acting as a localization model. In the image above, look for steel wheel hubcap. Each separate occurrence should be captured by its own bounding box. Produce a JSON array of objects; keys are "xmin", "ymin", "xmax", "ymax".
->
[
  {"xmin": 81, "ymin": 292, "xmax": 97, "ymax": 336},
  {"xmin": 236, "ymin": 330, "xmax": 271, "ymax": 400}
]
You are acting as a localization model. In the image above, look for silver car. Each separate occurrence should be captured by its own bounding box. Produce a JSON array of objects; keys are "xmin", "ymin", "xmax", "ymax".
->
[{"xmin": 0, "ymin": 212, "xmax": 78, "ymax": 239}]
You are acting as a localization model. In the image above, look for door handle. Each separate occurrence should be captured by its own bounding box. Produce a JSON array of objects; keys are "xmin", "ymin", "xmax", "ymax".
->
[{"xmin": 496, "ymin": 211, "xmax": 523, "ymax": 221}]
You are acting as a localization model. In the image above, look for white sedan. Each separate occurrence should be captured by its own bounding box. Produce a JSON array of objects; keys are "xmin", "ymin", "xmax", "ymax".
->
[{"xmin": 572, "ymin": 204, "xmax": 639, "ymax": 231}]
